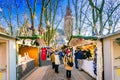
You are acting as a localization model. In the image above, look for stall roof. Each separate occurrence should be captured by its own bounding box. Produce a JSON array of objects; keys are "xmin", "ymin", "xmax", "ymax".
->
[
  {"xmin": 36, "ymin": 38, "xmax": 46, "ymax": 46},
  {"xmin": 101, "ymin": 30, "xmax": 120, "ymax": 38},
  {"xmin": 17, "ymin": 35, "xmax": 46, "ymax": 46},
  {"xmin": 68, "ymin": 35, "xmax": 97, "ymax": 46},
  {"xmin": 71, "ymin": 35, "xmax": 98, "ymax": 40},
  {"xmin": 0, "ymin": 32, "xmax": 15, "ymax": 39}
]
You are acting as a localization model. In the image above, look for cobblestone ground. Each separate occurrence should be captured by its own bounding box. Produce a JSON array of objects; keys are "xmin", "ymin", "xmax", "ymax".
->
[
  {"xmin": 42, "ymin": 65, "xmax": 75, "ymax": 80},
  {"xmin": 24, "ymin": 65, "xmax": 95, "ymax": 80},
  {"xmin": 40, "ymin": 59, "xmax": 63, "ymax": 66},
  {"xmin": 40, "ymin": 60, "xmax": 52, "ymax": 66}
]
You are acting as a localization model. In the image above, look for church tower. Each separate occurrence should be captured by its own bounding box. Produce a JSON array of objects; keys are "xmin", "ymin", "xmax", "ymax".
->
[{"xmin": 64, "ymin": 0, "xmax": 73, "ymax": 40}]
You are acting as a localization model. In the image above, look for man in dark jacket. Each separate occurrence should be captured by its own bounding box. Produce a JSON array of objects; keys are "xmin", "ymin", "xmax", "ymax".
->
[
  {"xmin": 76, "ymin": 49, "xmax": 84, "ymax": 71},
  {"xmin": 74, "ymin": 50, "xmax": 79, "ymax": 69},
  {"xmin": 74, "ymin": 47, "xmax": 84, "ymax": 69}
]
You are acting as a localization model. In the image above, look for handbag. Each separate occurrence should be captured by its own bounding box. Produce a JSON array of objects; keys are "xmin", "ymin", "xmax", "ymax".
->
[
  {"xmin": 67, "ymin": 61, "xmax": 73, "ymax": 67},
  {"xmin": 66, "ymin": 56, "xmax": 73, "ymax": 67}
]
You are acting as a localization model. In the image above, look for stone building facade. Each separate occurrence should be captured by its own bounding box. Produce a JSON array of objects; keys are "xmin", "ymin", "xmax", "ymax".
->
[{"xmin": 64, "ymin": 0, "xmax": 73, "ymax": 40}]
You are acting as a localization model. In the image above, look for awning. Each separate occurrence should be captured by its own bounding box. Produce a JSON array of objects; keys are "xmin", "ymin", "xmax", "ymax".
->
[{"xmin": 68, "ymin": 35, "xmax": 97, "ymax": 46}]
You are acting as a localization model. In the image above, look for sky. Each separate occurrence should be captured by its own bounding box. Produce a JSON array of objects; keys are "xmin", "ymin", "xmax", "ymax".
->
[
  {"xmin": 0, "ymin": 0, "xmax": 69, "ymax": 31},
  {"xmin": 0, "ymin": 0, "xmax": 120, "ymax": 36}
]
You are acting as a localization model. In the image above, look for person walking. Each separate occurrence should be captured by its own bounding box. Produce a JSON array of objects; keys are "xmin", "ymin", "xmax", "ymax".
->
[
  {"xmin": 74, "ymin": 49, "xmax": 79, "ymax": 69},
  {"xmin": 58, "ymin": 49, "xmax": 64, "ymax": 64},
  {"xmin": 63, "ymin": 49, "xmax": 73, "ymax": 80},
  {"xmin": 77, "ymin": 48, "xmax": 84, "ymax": 71},
  {"xmin": 54, "ymin": 50, "xmax": 60, "ymax": 73},
  {"xmin": 58, "ymin": 49, "xmax": 63, "ymax": 60},
  {"xmin": 50, "ymin": 51, "xmax": 55, "ymax": 69}
]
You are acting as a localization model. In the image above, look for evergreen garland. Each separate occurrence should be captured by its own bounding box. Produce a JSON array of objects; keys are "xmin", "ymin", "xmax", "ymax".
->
[
  {"xmin": 17, "ymin": 35, "xmax": 44, "ymax": 39},
  {"xmin": 72, "ymin": 35, "xmax": 98, "ymax": 40},
  {"xmin": 116, "ymin": 38, "xmax": 120, "ymax": 46}
]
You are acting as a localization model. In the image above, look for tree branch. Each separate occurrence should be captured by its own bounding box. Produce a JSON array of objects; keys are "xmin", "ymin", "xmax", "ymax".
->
[{"xmin": 103, "ymin": 3, "xmax": 120, "ymax": 27}]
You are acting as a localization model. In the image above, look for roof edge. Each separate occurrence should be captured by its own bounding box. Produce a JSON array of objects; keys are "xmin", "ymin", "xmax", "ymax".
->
[{"xmin": 0, "ymin": 32, "xmax": 15, "ymax": 39}]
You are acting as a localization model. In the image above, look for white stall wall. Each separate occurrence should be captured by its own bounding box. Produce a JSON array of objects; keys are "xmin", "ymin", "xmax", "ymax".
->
[
  {"xmin": 103, "ymin": 39, "xmax": 112, "ymax": 80},
  {"xmin": 9, "ymin": 39, "xmax": 16, "ymax": 80},
  {"xmin": 103, "ymin": 33, "xmax": 120, "ymax": 80},
  {"xmin": 0, "ymin": 34, "xmax": 16, "ymax": 80}
]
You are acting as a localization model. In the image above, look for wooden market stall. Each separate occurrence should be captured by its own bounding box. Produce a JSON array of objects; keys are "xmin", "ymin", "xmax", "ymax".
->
[
  {"xmin": 19, "ymin": 46, "xmax": 38, "ymax": 66},
  {"xmin": 68, "ymin": 35, "xmax": 103, "ymax": 80},
  {"xmin": 17, "ymin": 35, "xmax": 46, "ymax": 66},
  {"xmin": 0, "ymin": 32, "xmax": 16, "ymax": 80},
  {"xmin": 16, "ymin": 36, "xmax": 46, "ymax": 79},
  {"xmin": 102, "ymin": 31, "xmax": 120, "ymax": 80}
]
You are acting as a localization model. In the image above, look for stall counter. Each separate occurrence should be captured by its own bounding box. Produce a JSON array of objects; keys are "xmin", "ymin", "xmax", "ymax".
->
[{"xmin": 81, "ymin": 59, "xmax": 96, "ymax": 78}]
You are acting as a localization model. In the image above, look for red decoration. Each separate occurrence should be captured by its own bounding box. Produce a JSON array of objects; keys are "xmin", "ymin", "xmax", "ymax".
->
[
  {"xmin": 41, "ymin": 48, "xmax": 46, "ymax": 60},
  {"xmin": 79, "ymin": 38, "xmax": 83, "ymax": 41}
]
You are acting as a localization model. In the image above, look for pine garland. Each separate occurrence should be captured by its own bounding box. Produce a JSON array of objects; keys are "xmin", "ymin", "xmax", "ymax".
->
[
  {"xmin": 116, "ymin": 38, "xmax": 120, "ymax": 46},
  {"xmin": 72, "ymin": 35, "xmax": 98, "ymax": 40},
  {"xmin": 17, "ymin": 35, "xmax": 44, "ymax": 39}
]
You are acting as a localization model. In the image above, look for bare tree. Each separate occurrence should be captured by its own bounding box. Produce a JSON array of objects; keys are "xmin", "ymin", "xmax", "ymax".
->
[
  {"xmin": 104, "ymin": 0, "xmax": 120, "ymax": 34},
  {"xmin": 14, "ymin": 0, "xmax": 25, "ymax": 36},
  {"xmin": 26, "ymin": 0, "xmax": 37, "ymax": 35},
  {"xmin": 88, "ymin": 0, "xmax": 104, "ymax": 35},
  {"xmin": 38, "ymin": 0, "xmax": 50, "ymax": 35},
  {"xmin": 19, "ymin": 16, "xmax": 32, "ymax": 36},
  {"xmin": 72, "ymin": 0, "xmax": 92, "ymax": 35},
  {"xmin": 0, "ymin": 1, "xmax": 14, "ymax": 35},
  {"xmin": 44, "ymin": 0, "xmax": 63, "ymax": 46},
  {"xmin": 88, "ymin": 0, "xmax": 120, "ymax": 36},
  {"xmin": 72, "ymin": 0, "xmax": 79, "ymax": 30}
]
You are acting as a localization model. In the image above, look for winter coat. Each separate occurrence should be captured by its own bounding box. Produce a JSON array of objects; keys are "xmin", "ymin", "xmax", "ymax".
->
[
  {"xmin": 54, "ymin": 54, "xmax": 60, "ymax": 65},
  {"xmin": 63, "ymin": 55, "xmax": 73, "ymax": 70},
  {"xmin": 76, "ymin": 51, "xmax": 85, "ymax": 59},
  {"xmin": 50, "ymin": 53, "xmax": 55, "ymax": 63},
  {"xmin": 59, "ymin": 51, "xmax": 63, "ymax": 58}
]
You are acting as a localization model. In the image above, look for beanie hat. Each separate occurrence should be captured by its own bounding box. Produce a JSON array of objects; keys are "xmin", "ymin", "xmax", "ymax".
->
[{"xmin": 66, "ymin": 49, "xmax": 71, "ymax": 54}]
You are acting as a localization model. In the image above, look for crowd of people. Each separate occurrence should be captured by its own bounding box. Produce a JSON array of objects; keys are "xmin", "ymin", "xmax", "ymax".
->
[
  {"xmin": 50, "ymin": 46, "xmax": 73, "ymax": 80},
  {"xmin": 49, "ymin": 44, "xmax": 97, "ymax": 80}
]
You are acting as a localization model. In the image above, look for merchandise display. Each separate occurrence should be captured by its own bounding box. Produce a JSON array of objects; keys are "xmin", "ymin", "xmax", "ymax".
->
[{"xmin": 18, "ymin": 52, "xmax": 32, "ymax": 65}]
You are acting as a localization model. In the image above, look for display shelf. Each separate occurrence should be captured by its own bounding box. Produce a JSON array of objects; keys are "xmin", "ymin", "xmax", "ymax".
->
[{"xmin": 17, "ymin": 59, "xmax": 35, "ymax": 79}]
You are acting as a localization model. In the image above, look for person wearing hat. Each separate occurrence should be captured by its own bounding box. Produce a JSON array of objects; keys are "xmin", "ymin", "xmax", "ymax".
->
[
  {"xmin": 63, "ymin": 49, "xmax": 73, "ymax": 79},
  {"xmin": 54, "ymin": 50, "xmax": 60, "ymax": 73}
]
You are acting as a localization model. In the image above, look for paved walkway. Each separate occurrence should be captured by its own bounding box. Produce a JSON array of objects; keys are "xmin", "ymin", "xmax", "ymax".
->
[{"xmin": 24, "ymin": 65, "xmax": 95, "ymax": 80}]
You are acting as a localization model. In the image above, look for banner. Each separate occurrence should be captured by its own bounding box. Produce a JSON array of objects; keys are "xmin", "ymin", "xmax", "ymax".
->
[{"xmin": 41, "ymin": 48, "xmax": 46, "ymax": 60}]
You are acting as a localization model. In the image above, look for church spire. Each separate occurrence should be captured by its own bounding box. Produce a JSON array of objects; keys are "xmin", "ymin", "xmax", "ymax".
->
[
  {"xmin": 68, "ymin": 0, "xmax": 70, "ymax": 7},
  {"xmin": 66, "ymin": 0, "xmax": 71, "ymax": 16},
  {"xmin": 64, "ymin": 0, "xmax": 73, "ymax": 40}
]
